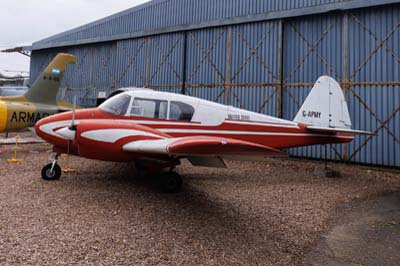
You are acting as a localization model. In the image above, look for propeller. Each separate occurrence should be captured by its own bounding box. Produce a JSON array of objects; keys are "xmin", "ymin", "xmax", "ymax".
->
[
  {"xmin": 69, "ymin": 95, "xmax": 77, "ymax": 131},
  {"xmin": 55, "ymin": 96, "xmax": 77, "ymax": 141},
  {"xmin": 62, "ymin": 96, "xmax": 77, "ymax": 173}
]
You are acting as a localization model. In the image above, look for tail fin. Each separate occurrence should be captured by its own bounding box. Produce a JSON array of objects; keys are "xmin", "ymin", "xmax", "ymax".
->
[
  {"xmin": 25, "ymin": 53, "xmax": 76, "ymax": 104},
  {"xmin": 294, "ymin": 76, "xmax": 351, "ymax": 129}
]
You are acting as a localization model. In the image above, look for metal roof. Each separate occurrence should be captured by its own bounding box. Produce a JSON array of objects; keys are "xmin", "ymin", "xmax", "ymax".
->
[{"xmin": 32, "ymin": 0, "xmax": 400, "ymax": 50}]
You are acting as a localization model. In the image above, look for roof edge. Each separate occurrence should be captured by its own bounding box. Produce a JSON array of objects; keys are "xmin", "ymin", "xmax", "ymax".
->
[
  {"xmin": 32, "ymin": 0, "xmax": 400, "ymax": 50},
  {"xmin": 33, "ymin": 0, "xmax": 166, "ymax": 47}
]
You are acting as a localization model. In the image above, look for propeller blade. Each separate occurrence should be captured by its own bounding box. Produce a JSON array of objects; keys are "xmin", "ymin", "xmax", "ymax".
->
[{"xmin": 69, "ymin": 96, "xmax": 77, "ymax": 130}]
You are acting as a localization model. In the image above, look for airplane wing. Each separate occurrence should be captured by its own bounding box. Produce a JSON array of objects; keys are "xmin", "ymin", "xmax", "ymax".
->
[{"xmin": 123, "ymin": 136, "xmax": 285, "ymax": 157}]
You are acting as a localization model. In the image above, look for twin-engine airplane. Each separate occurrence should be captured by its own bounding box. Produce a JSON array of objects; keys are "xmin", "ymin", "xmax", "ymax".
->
[
  {"xmin": 35, "ymin": 76, "xmax": 371, "ymax": 192},
  {"xmin": 0, "ymin": 53, "xmax": 76, "ymax": 134}
]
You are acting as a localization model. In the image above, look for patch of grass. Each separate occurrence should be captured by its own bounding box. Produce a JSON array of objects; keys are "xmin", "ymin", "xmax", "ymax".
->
[{"xmin": 374, "ymin": 221, "xmax": 400, "ymax": 229}]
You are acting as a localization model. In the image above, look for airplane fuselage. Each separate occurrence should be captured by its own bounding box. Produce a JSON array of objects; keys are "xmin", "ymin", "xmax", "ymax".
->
[{"xmin": 36, "ymin": 107, "xmax": 354, "ymax": 162}]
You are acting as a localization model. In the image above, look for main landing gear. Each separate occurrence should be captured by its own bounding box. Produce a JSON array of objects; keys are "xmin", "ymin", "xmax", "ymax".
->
[
  {"xmin": 41, "ymin": 153, "xmax": 62, "ymax": 180},
  {"xmin": 135, "ymin": 162, "xmax": 183, "ymax": 193},
  {"xmin": 161, "ymin": 171, "xmax": 183, "ymax": 193}
]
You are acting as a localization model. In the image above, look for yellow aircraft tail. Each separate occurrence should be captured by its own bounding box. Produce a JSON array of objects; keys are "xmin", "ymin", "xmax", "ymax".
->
[{"xmin": 24, "ymin": 53, "xmax": 76, "ymax": 104}]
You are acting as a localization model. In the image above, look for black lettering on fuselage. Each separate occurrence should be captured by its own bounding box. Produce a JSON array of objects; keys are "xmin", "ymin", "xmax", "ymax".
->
[
  {"xmin": 302, "ymin": 110, "xmax": 322, "ymax": 119},
  {"xmin": 19, "ymin": 112, "xmax": 27, "ymax": 123},
  {"xmin": 10, "ymin": 112, "xmax": 52, "ymax": 125},
  {"xmin": 10, "ymin": 112, "xmax": 18, "ymax": 122},
  {"xmin": 228, "ymin": 114, "xmax": 251, "ymax": 121},
  {"xmin": 42, "ymin": 113, "xmax": 50, "ymax": 119},
  {"xmin": 27, "ymin": 112, "xmax": 35, "ymax": 124}
]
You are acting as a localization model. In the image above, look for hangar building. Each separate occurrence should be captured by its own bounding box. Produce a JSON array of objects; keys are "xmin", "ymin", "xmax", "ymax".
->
[{"xmin": 29, "ymin": 0, "xmax": 400, "ymax": 167}]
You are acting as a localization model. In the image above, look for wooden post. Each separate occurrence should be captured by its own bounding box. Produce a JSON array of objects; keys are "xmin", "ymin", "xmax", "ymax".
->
[
  {"xmin": 181, "ymin": 32, "xmax": 188, "ymax": 95},
  {"xmin": 277, "ymin": 19, "xmax": 284, "ymax": 118},
  {"xmin": 89, "ymin": 47, "xmax": 94, "ymax": 89},
  {"xmin": 342, "ymin": 12, "xmax": 349, "ymax": 161},
  {"xmin": 145, "ymin": 36, "xmax": 151, "ymax": 88}
]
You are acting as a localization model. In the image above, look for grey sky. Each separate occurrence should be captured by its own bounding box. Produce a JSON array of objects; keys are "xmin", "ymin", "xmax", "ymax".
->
[{"xmin": 0, "ymin": 0, "xmax": 150, "ymax": 72}]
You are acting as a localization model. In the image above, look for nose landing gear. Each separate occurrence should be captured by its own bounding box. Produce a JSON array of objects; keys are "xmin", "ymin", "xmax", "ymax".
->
[{"xmin": 41, "ymin": 153, "xmax": 62, "ymax": 180}]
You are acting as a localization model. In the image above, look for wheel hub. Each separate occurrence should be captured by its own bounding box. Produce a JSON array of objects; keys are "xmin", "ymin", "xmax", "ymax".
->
[{"xmin": 46, "ymin": 169, "xmax": 55, "ymax": 178}]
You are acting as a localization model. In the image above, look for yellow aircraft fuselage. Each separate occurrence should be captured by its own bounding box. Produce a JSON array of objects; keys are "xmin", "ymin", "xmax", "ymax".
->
[{"xmin": 0, "ymin": 96, "xmax": 73, "ymax": 132}]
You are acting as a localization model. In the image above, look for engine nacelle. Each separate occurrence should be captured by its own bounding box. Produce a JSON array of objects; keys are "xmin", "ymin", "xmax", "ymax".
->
[{"xmin": 73, "ymin": 121, "xmax": 168, "ymax": 162}]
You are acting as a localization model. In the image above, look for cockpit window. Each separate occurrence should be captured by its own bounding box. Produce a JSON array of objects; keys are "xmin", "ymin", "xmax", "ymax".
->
[
  {"xmin": 169, "ymin": 101, "xmax": 194, "ymax": 121},
  {"xmin": 99, "ymin": 93, "xmax": 131, "ymax": 115},
  {"xmin": 131, "ymin": 98, "xmax": 168, "ymax": 119}
]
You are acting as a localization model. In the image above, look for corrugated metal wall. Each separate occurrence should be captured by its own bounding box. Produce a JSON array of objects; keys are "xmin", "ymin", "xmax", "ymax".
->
[
  {"xmin": 147, "ymin": 33, "xmax": 184, "ymax": 93},
  {"xmin": 186, "ymin": 27, "xmax": 228, "ymax": 104},
  {"xmin": 229, "ymin": 21, "xmax": 281, "ymax": 116},
  {"xmin": 345, "ymin": 7, "xmax": 400, "ymax": 166},
  {"xmin": 29, "ymin": 4, "xmax": 400, "ymax": 167},
  {"xmin": 35, "ymin": 0, "xmax": 349, "ymax": 48},
  {"xmin": 115, "ymin": 38, "xmax": 147, "ymax": 88}
]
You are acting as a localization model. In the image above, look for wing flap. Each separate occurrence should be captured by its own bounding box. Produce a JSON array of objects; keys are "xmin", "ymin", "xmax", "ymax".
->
[
  {"xmin": 187, "ymin": 156, "xmax": 227, "ymax": 168},
  {"xmin": 123, "ymin": 136, "xmax": 284, "ymax": 157}
]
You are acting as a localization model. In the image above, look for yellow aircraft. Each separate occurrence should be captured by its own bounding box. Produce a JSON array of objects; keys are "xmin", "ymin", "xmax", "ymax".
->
[{"xmin": 0, "ymin": 53, "xmax": 76, "ymax": 133}]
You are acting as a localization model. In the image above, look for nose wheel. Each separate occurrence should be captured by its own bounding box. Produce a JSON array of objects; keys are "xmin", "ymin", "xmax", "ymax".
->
[
  {"xmin": 41, "ymin": 163, "xmax": 62, "ymax": 180},
  {"xmin": 41, "ymin": 153, "xmax": 62, "ymax": 180}
]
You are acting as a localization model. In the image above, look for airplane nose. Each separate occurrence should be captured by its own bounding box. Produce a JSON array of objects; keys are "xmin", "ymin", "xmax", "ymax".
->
[
  {"xmin": 55, "ymin": 127, "xmax": 76, "ymax": 141},
  {"xmin": 34, "ymin": 117, "xmax": 47, "ymax": 136}
]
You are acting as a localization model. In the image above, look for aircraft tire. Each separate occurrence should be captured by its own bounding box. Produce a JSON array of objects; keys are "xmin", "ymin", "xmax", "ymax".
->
[
  {"xmin": 134, "ymin": 162, "xmax": 148, "ymax": 178},
  {"xmin": 161, "ymin": 172, "xmax": 182, "ymax": 193},
  {"xmin": 41, "ymin": 163, "xmax": 62, "ymax": 180}
]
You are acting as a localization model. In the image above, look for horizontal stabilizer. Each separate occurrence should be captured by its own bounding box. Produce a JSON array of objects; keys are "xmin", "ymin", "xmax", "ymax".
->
[{"xmin": 306, "ymin": 126, "xmax": 376, "ymax": 136}]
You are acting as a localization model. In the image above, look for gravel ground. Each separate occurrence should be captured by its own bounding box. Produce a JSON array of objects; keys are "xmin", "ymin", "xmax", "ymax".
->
[{"xmin": 0, "ymin": 140, "xmax": 399, "ymax": 266}]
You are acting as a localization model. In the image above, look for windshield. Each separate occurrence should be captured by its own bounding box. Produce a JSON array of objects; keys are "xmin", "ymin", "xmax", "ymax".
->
[{"xmin": 99, "ymin": 93, "xmax": 131, "ymax": 115}]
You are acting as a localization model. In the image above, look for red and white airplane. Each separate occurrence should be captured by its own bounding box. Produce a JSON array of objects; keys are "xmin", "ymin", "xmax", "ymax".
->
[{"xmin": 35, "ymin": 76, "xmax": 371, "ymax": 192}]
